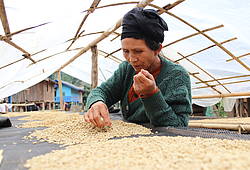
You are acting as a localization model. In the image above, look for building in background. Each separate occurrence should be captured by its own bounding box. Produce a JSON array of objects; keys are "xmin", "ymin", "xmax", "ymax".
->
[
  {"xmin": 11, "ymin": 79, "xmax": 56, "ymax": 111},
  {"xmin": 54, "ymin": 80, "xmax": 84, "ymax": 111}
]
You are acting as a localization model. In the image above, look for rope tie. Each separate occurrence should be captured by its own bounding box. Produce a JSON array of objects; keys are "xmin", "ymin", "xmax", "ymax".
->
[
  {"xmin": 0, "ymin": 35, "xmax": 7, "ymax": 41},
  {"xmin": 22, "ymin": 53, "xmax": 31, "ymax": 58},
  {"xmin": 0, "ymin": 35, "xmax": 11, "ymax": 41},
  {"xmin": 238, "ymin": 124, "xmax": 246, "ymax": 134},
  {"xmin": 88, "ymin": 7, "xmax": 95, "ymax": 13}
]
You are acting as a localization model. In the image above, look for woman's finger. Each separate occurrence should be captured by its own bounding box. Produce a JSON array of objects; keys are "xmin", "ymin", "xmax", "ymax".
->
[
  {"xmin": 88, "ymin": 108, "xmax": 97, "ymax": 126},
  {"xmin": 93, "ymin": 108, "xmax": 104, "ymax": 128},
  {"xmin": 99, "ymin": 106, "xmax": 112, "ymax": 127},
  {"xmin": 141, "ymin": 69, "xmax": 154, "ymax": 80},
  {"xmin": 83, "ymin": 112, "xmax": 90, "ymax": 122}
]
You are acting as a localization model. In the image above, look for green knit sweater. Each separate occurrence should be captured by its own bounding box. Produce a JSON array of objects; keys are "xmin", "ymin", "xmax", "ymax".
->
[{"xmin": 86, "ymin": 56, "xmax": 192, "ymax": 127}]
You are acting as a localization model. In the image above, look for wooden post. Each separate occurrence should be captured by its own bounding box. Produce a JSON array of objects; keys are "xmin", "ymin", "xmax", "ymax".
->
[
  {"xmin": 91, "ymin": 45, "xmax": 98, "ymax": 89},
  {"xmin": 48, "ymin": 102, "xmax": 51, "ymax": 110},
  {"xmin": 57, "ymin": 71, "xmax": 64, "ymax": 110},
  {"xmin": 247, "ymin": 98, "xmax": 250, "ymax": 117},
  {"xmin": 240, "ymin": 98, "xmax": 244, "ymax": 117},
  {"xmin": 42, "ymin": 102, "xmax": 45, "ymax": 111},
  {"xmin": 242, "ymin": 98, "xmax": 248, "ymax": 117},
  {"xmin": 80, "ymin": 92, "xmax": 83, "ymax": 103},
  {"xmin": 0, "ymin": 0, "xmax": 11, "ymax": 36},
  {"xmin": 235, "ymin": 99, "xmax": 240, "ymax": 117}
]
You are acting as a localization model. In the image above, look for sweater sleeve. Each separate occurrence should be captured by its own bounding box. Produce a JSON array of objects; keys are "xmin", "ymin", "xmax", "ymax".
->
[
  {"xmin": 86, "ymin": 62, "xmax": 127, "ymax": 109},
  {"xmin": 141, "ymin": 69, "xmax": 192, "ymax": 127}
]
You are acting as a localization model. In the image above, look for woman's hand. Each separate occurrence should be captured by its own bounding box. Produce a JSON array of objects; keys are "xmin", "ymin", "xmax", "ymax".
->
[
  {"xmin": 84, "ymin": 101, "xmax": 112, "ymax": 128},
  {"xmin": 133, "ymin": 69, "xmax": 158, "ymax": 97}
]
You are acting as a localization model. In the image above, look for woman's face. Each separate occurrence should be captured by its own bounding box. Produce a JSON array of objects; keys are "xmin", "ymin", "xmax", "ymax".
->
[{"xmin": 121, "ymin": 38, "xmax": 161, "ymax": 72}]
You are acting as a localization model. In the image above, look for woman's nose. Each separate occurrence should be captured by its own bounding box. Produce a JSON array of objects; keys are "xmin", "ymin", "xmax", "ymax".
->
[{"xmin": 129, "ymin": 54, "xmax": 138, "ymax": 62}]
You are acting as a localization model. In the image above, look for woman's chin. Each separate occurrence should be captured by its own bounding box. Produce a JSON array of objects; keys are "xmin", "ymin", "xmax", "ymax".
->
[
  {"xmin": 133, "ymin": 66, "xmax": 142, "ymax": 72},
  {"xmin": 133, "ymin": 68, "xmax": 141, "ymax": 72}
]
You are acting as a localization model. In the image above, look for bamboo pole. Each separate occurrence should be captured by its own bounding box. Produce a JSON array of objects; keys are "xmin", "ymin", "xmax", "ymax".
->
[
  {"xmin": 226, "ymin": 53, "xmax": 250, "ymax": 62},
  {"xmin": 98, "ymin": 49, "xmax": 123, "ymax": 63},
  {"xmin": 99, "ymin": 67, "xmax": 107, "ymax": 81},
  {"xmin": 189, "ymin": 72, "xmax": 199, "ymax": 75},
  {"xmin": 178, "ymin": 52, "xmax": 229, "ymax": 93},
  {"xmin": 195, "ymin": 74, "xmax": 250, "ymax": 84},
  {"xmin": 0, "ymin": 49, "xmax": 46, "ymax": 70},
  {"xmin": 189, "ymin": 121, "xmax": 250, "ymax": 126},
  {"xmin": 188, "ymin": 122, "xmax": 250, "ymax": 133},
  {"xmin": 57, "ymin": 71, "xmax": 64, "ymax": 110},
  {"xmin": 175, "ymin": 37, "xmax": 237, "ymax": 62},
  {"xmin": 31, "ymin": 50, "xmax": 67, "ymax": 66},
  {"xmin": 0, "ymin": 70, "xmax": 50, "ymax": 90},
  {"xmin": 158, "ymin": 0, "xmax": 185, "ymax": 14},
  {"xmin": 160, "ymin": 52, "xmax": 176, "ymax": 62},
  {"xmin": 181, "ymin": 68, "xmax": 225, "ymax": 97},
  {"xmin": 104, "ymin": 1, "xmax": 185, "ymax": 42},
  {"xmin": 190, "ymin": 73, "xmax": 221, "ymax": 94},
  {"xmin": 150, "ymin": 4, "xmax": 250, "ymax": 71},
  {"xmin": 7, "ymin": 22, "xmax": 49, "ymax": 37},
  {"xmin": 110, "ymin": 34, "xmax": 120, "ymax": 42},
  {"xmin": 86, "ymin": 0, "xmax": 184, "ymax": 13},
  {"xmin": 31, "ymin": 44, "xmax": 103, "ymax": 67},
  {"xmin": 193, "ymin": 79, "xmax": 250, "ymax": 89},
  {"xmin": 0, "ymin": 0, "xmax": 10, "ymax": 36},
  {"xmin": 82, "ymin": 1, "xmax": 139, "ymax": 12},
  {"xmin": 91, "ymin": 45, "xmax": 98, "ymax": 89},
  {"xmin": 0, "ymin": 35, "xmax": 35, "ymax": 63},
  {"xmin": 31, "ymin": 0, "xmax": 181, "ymax": 70},
  {"xmin": 65, "ymin": 0, "xmax": 184, "ymax": 67},
  {"xmin": 30, "ymin": 49, "xmax": 47, "ymax": 56},
  {"xmin": 66, "ymin": 31, "xmax": 104, "ymax": 42},
  {"xmin": 192, "ymin": 92, "xmax": 250, "ymax": 99},
  {"xmin": 98, "ymin": 51, "xmax": 122, "ymax": 63},
  {"xmin": 0, "ymin": 58, "xmax": 24, "ymax": 70},
  {"xmin": 67, "ymin": 0, "xmax": 101, "ymax": 50},
  {"xmin": 163, "ymin": 25, "xmax": 224, "ymax": 48},
  {"xmin": 57, "ymin": 0, "xmax": 154, "ymax": 72},
  {"xmin": 104, "ymin": 48, "xmax": 121, "ymax": 58}
]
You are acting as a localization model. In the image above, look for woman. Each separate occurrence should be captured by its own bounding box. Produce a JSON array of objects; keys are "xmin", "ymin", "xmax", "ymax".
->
[{"xmin": 84, "ymin": 7, "xmax": 192, "ymax": 128}]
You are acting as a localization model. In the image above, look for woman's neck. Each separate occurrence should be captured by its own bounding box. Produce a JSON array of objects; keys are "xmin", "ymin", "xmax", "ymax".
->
[{"xmin": 148, "ymin": 56, "xmax": 161, "ymax": 73}]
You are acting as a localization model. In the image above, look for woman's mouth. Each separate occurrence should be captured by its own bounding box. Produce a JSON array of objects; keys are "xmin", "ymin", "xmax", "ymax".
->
[{"xmin": 133, "ymin": 65, "xmax": 141, "ymax": 71}]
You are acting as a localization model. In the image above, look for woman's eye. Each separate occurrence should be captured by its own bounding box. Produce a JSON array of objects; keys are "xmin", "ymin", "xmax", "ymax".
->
[{"xmin": 134, "ymin": 50, "xmax": 142, "ymax": 54}]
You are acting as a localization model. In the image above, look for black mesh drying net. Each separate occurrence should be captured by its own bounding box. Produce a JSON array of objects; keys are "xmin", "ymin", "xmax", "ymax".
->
[
  {"xmin": 109, "ymin": 113, "xmax": 250, "ymax": 141},
  {"xmin": 151, "ymin": 126, "xmax": 250, "ymax": 140},
  {"xmin": 109, "ymin": 126, "xmax": 250, "ymax": 141}
]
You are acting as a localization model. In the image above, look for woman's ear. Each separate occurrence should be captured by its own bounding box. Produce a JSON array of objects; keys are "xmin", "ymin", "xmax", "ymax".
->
[{"xmin": 154, "ymin": 44, "xmax": 162, "ymax": 56}]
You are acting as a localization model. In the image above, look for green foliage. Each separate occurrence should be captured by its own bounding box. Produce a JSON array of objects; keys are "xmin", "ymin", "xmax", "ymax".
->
[
  {"xmin": 49, "ymin": 72, "xmax": 90, "ymax": 89},
  {"xmin": 215, "ymin": 100, "xmax": 227, "ymax": 117}
]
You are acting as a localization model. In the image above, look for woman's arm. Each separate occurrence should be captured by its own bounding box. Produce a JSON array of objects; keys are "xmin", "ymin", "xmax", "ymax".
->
[{"xmin": 141, "ymin": 70, "xmax": 192, "ymax": 127}]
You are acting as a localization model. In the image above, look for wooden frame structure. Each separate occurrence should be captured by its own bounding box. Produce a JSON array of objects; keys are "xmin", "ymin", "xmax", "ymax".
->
[
  {"xmin": 0, "ymin": 0, "xmax": 250, "ymax": 100},
  {"xmin": 0, "ymin": 0, "xmax": 49, "ymax": 64}
]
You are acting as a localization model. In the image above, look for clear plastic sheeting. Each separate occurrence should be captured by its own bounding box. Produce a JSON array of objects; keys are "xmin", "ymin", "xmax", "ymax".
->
[
  {"xmin": 223, "ymin": 98, "xmax": 237, "ymax": 112},
  {"xmin": 0, "ymin": 0, "xmax": 250, "ymax": 106}
]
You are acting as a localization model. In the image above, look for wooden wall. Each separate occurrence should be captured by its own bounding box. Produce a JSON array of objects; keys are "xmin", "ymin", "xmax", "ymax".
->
[
  {"xmin": 12, "ymin": 80, "xmax": 55, "ymax": 103},
  {"xmin": 229, "ymin": 98, "xmax": 250, "ymax": 117}
]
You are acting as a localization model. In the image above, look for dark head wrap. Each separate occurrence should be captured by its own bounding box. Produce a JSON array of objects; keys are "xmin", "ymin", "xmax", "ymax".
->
[{"xmin": 121, "ymin": 7, "xmax": 168, "ymax": 44}]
